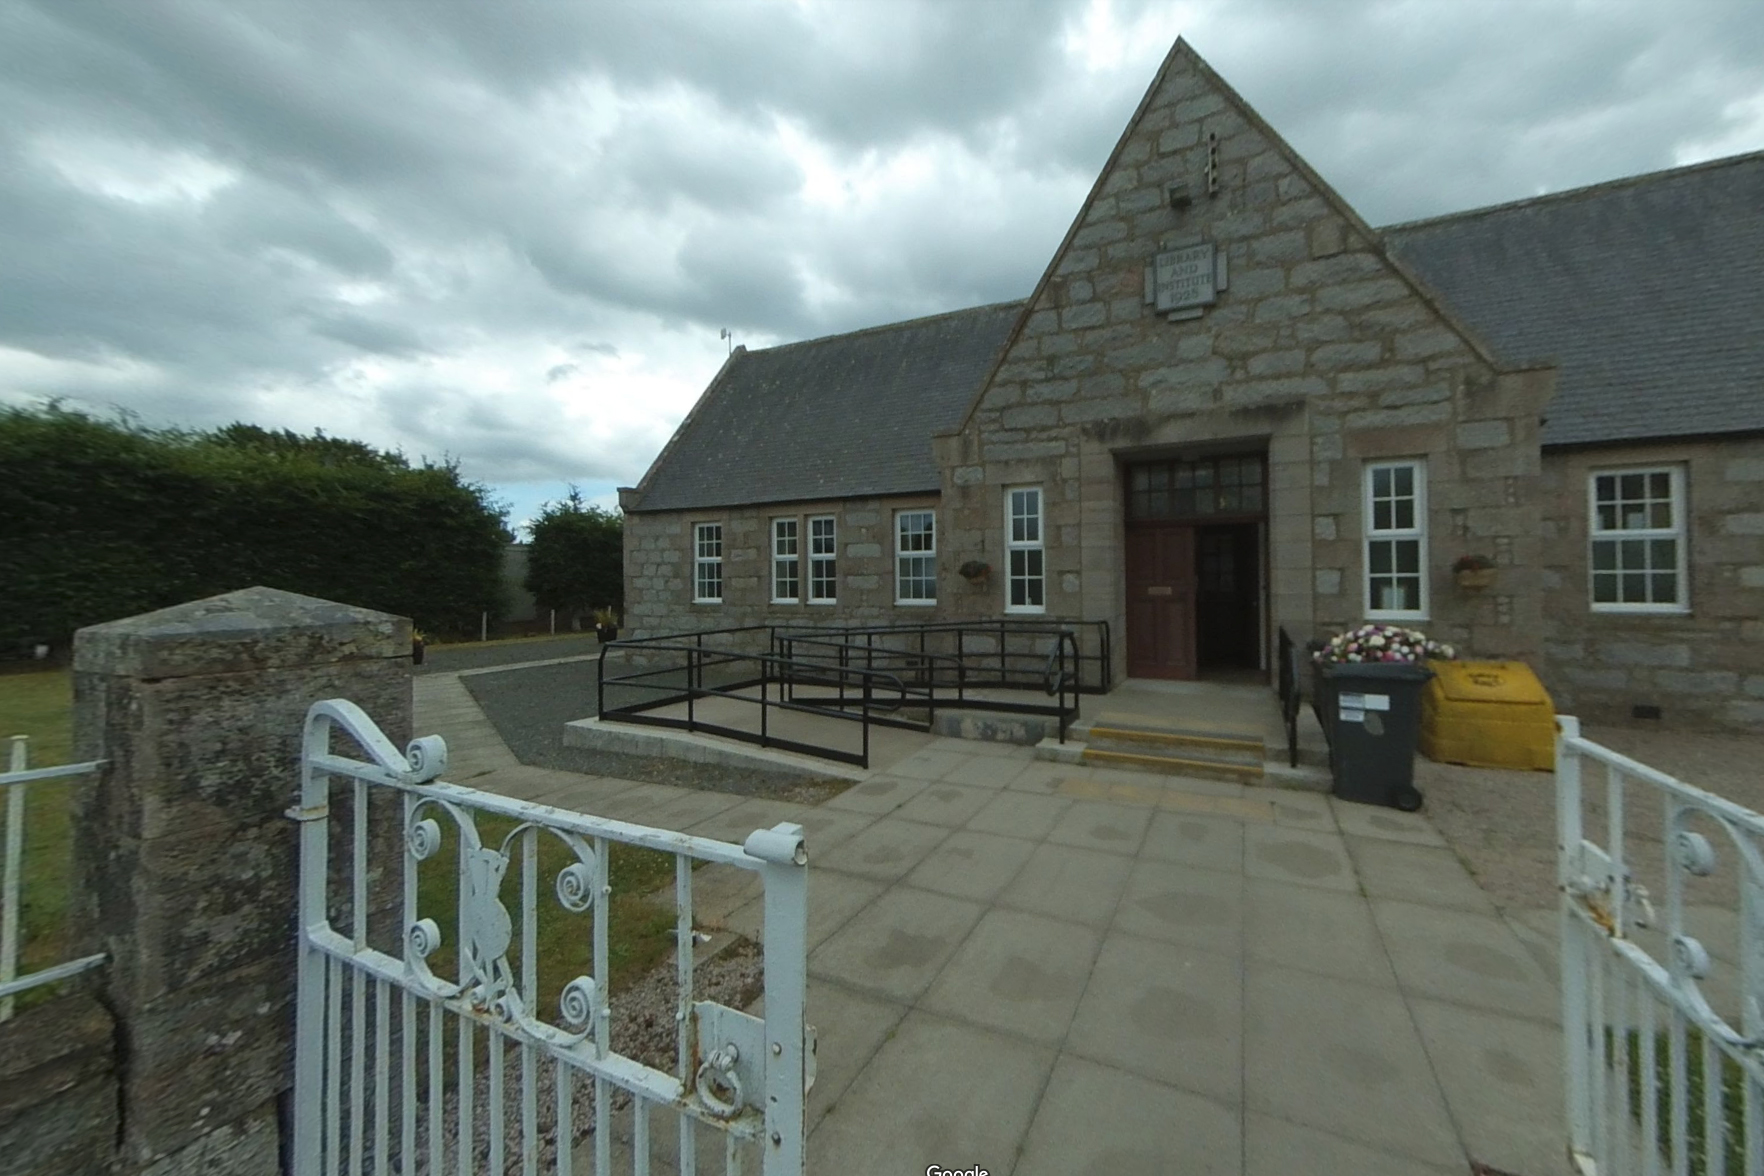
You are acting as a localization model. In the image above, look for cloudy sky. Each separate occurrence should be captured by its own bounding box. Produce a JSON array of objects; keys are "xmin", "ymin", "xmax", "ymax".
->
[{"xmin": 4, "ymin": 1, "xmax": 1762, "ymax": 533}]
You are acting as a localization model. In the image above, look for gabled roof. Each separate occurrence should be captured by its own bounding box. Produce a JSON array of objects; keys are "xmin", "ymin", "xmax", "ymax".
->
[
  {"xmin": 1383, "ymin": 150, "xmax": 1764, "ymax": 448},
  {"xmin": 628, "ymin": 301, "xmax": 1023, "ymax": 513}
]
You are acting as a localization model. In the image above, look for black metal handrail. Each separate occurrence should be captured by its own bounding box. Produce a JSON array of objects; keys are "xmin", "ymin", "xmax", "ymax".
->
[
  {"xmin": 1276, "ymin": 626, "xmax": 1304, "ymax": 769},
  {"xmin": 596, "ymin": 635, "xmax": 912, "ymax": 768},
  {"xmin": 596, "ymin": 618, "xmax": 1105, "ymax": 767},
  {"xmin": 773, "ymin": 619, "xmax": 1112, "ymax": 695}
]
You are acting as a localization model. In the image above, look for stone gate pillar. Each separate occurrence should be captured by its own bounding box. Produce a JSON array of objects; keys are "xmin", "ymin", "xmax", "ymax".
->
[{"xmin": 71, "ymin": 587, "xmax": 411, "ymax": 1175}]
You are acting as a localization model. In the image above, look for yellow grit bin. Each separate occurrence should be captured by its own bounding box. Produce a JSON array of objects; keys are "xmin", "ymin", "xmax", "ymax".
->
[{"xmin": 1418, "ymin": 660, "xmax": 1557, "ymax": 771}]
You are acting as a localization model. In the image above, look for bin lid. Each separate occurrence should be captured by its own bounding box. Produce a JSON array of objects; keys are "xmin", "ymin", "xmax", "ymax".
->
[{"xmin": 1428, "ymin": 659, "xmax": 1551, "ymax": 705}]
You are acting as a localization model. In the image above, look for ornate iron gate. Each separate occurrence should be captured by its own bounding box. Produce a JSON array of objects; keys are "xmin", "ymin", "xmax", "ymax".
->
[
  {"xmin": 1559, "ymin": 714, "xmax": 1764, "ymax": 1174},
  {"xmin": 292, "ymin": 699, "xmax": 811, "ymax": 1175}
]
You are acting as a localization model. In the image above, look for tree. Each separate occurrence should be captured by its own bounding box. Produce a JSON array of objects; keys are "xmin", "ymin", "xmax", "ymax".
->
[{"xmin": 524, "ymin": 488, "xmax": 623, "ymax": 624}]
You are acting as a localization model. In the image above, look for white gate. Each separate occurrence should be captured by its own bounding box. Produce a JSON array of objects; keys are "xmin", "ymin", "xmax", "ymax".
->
[
  {"xmin": 292, "ymin": 699, "xmax": 811, "ymax": 1175},
  {"xmin": 1559, "ymin": 714, "xmax": 1764, "ymax": 1175}
]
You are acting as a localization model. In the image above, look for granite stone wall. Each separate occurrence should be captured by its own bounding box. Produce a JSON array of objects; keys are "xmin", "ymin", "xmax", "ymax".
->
[
  {"xmin": 939, "ymin": 43, "xmax": 1554, "ymax": 679},
  {"xmin": 622, "ymin": 493, "xmax": 955, "ymax": 637},
  {"xmin": 66, "ymin": 586, "xmax": 411, "ymax": 1175},
  {"xmin": 1538, "ymin": 437, "xmax": 1764, "ymax": 731}
]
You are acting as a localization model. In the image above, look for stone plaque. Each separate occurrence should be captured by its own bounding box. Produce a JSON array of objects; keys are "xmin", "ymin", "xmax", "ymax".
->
[{"xmin": 1153, "ymin": 244, "xmax": 1217, "ymax": 312}]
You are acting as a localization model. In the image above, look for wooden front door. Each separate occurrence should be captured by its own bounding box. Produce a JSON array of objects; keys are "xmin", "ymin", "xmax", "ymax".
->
[{"xmin": 1125, "ymin": 523, "xmax": 1196, "ymax": 679}]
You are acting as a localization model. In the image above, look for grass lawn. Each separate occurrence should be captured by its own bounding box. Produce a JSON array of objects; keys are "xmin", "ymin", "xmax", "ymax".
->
[
  {"xmin": 0, "ymin": 669, "xmax": 77, "ymax": 1007},
  {"xmin": 1612, "ymin": 1024, "xmax": 1747, "ymax": 1175},
  {"xmin": 0, "ymin": 668, "xmax": 681, "ymax": 1022}
]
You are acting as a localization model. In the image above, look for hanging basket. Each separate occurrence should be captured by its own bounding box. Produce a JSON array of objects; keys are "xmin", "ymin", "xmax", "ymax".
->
[{"xmin": 1455, "ymin": 567, "xmax": 1497, "ymax": 591}]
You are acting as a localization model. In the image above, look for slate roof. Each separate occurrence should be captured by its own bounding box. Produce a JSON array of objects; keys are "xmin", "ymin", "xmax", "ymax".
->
[
  {"xmin": 1382, "ymin": 151, "xmax": 1764, "ymax": 448},
  {"xmin": 629, "ymin": 301, "xmax": 1023, "ymax": 512}
]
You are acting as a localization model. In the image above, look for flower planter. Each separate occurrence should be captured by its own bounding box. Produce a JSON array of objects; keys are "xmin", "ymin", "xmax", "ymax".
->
[
  {"xmin": 1455, "ymin": 567, "xmax": 1497, "ymax": 591},
  {"xmin": 596, "ymin": 624, "xmax": 620, "ymax": 643},
  {"xmin": 411, "ymin": 637, "xmax": 425, "ymax": 666}
]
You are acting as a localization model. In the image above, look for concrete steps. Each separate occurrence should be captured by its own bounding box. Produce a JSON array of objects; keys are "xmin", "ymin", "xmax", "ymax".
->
[
  {"xmin": 1079, "ymin": 721, "xmax": 1265, "ymax": 784},
  {"xmin": 1034, "ymin": 716, "xmax": 1331, "ymax": 792}
]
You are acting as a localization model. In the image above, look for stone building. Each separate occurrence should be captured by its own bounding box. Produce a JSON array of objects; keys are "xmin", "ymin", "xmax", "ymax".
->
[{"xmin": 619, "ymin": 39, "xmax": 1764, "ymax": 732}]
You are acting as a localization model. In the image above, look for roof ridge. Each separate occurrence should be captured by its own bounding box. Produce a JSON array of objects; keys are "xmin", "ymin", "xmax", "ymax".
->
[
  {"xmin": 1379, "ymin": 148, "xmax": 1764, "ymax": 234},
  {"xmin": 746, "ymin": 299, "xmax": 1027, "ymax": 357}
]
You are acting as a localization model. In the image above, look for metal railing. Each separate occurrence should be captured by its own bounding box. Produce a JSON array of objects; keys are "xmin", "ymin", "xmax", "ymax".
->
[
  {"xmin": 598, "ymin": 620, "xmax": 1104, "ymax": 769},
  {"xmin": 1558, "ymin": 714, "xmax": 1764, "ymax": 1175},
  {"xmin": 775, "ymin": 619, "xmax": 1111, "ymax": 696},
  {"xmin": 0, "ymin": 735, "xmax": 107, "ymax": 1020},
  {"xmin": 293, "ymin": 699, "xmax": 813, "ymax": 1175},
  {"xmin": 596, "ymin": 626, "xmax": 910, "ymax": 768},
  {"xmin": 1275, "ymin": 627, "xmax": 1304, "ymax": 769}
]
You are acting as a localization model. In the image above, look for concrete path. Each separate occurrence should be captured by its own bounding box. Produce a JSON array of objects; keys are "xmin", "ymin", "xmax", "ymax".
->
[{"xmin": 414, "ymin": 671, "xmax": 1572, "ymax": 1176}]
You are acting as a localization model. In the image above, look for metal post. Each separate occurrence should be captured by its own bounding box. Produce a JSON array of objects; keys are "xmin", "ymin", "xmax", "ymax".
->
[
  {"xmin": 861, "ymin": 675, "xmax": 871, "ymax": 770},
  {"xmin": 760, "ymin": 654, "xmax": 769, "ymax": 748},
  {"xmin": 0, "ymin": 736, "xmax": 27, "ymax": 1022},
  {"xmin": 688, "ymin": 646, "xmax": 696, "ymax": 733},
  {"xmin": 550, "ymin": 609, "xmax": 556, "ymax": 636},
  {"xmin": 755, "ymin": 827, "xmax": 808, "ymax": 1175},
  {"xmin": 1557, "ymin": 715, "xmax": 1593, "ymax": 1167},
  {"xmin": 597, "ymin": 647, "xmax": 607, "ymax": 721},
  {"xmin": 481, "ymin": 611, "xmax": 488, "ymax": 643},
  {"xmin": 292, "ymin": 716, "xmax": 332, "ymax": 1176}
]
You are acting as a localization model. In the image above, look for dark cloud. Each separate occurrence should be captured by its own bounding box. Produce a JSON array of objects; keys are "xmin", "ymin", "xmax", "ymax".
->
[{"xmin": 0, "ymin": 0, "xmax": 1760, "ymax": 498}]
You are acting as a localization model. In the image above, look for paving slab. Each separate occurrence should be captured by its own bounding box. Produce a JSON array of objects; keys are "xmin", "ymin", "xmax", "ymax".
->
[
  {"xmin": 682, "ymin": 795, "xmax": 813, "ymax": 844},
  {"xmin": 724, "ymin": 868, "xmax": 886, "ymax": 949},
  {"xmin": 996, "ymin": 841, "xmax": 1133, "ymax": 928},
  {"xmin": 1014, "ymin": 1055, "xmax": 1241, "ymax": 1176},
  {"xmin": 889, "ymin": 748, "xmax": 974, "ymax": 781},
  {"xmin": 891, "ymin": 781, "xmax": 998, "ymax": 828},
  {"xmin": 945, "ymin": 752, "xmax": 1032, "ymax": 789},
  {"xmin": 1244, "ymin": 1113, "xmax": 1462, "ymax": 1176},
  {"xmin": 1139, "ymin": 810, "xmax": 1245, "ymax": 874},
  {"xmin": 1066, "ymin": 933, "xmax": 1243, "ymax": 1103},
  {"xmin": 920, "ymin": 908, "xmax": 1101, "ymax": 1045},
  {"xmin": 809, "ymin": 886, "xmax": 984, "ymax": 1002},
  {"xmin": 1242, "ymin": 823, "xmax": 1358, "ymax": 893},
  {"xmin": 1002, "ymin": 760, "xmax": 1075, "ymax": 794},
  {"xmin": 788, "ymin": 806, "xmax": 878, "ymax": 856},
  {"xmin": 820, "ymin": 816, "xmax": 949, "ymax": 883},
  {"xmin": 903, "ymin": 828, "xmax": 1037, "ymax": 902},
  {"xmin": 1371, "ymin": 897, "xmax": 1559, "ymax": 1023},
  {"xmin": 1346, "ymin": 835, "xmax": 1499, "ymax": 913},
  {"xmin": 964, "ymin": 790, "xmax": 1073, "ymax": 840},
  {"xmin": 1243, "ymin": 960, "xmax": 1464, "ymax": 1168},
  {"xmin": 1408, "ymin": 996, "xmax": 1576, "ymax": 1176},
  {"xmin": 1330, "ymin": 797, "xmax": 1448, "ymax": 846},
  {"xmin": 1045, "ymin": 797, "xmax": 1154, "ymax": 856},
  {"xmin": 1244, "ymin": 877, "xmax": 1399, "ymax": 987},
  {"xmin": 806, "ymin": 1011, "xmax": 1055, "ymax": 1176},
  {"xmin": 823, "ymin": 774, "xmax": 929, "ymax": 815},
  {"xmin": 1113, "ymin": 858, "xmax": 1243, "ymax": 955}
]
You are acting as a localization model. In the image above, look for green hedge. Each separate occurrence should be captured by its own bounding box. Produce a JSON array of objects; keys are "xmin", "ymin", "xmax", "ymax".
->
[{"xmin": 1, "ymin": 406, "xmax": 508, "ymax": 647}]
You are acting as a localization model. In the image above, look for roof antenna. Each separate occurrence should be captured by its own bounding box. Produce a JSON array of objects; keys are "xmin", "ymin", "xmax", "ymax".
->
[{"xmin": 719, "ymin": 327, "xmax": 733, "ymax": 356}]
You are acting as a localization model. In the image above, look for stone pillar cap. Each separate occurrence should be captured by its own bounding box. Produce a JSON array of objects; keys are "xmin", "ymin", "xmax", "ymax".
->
[{"xmin": 74, "ymin": 586, "xmax": 408, "ymax": 679}]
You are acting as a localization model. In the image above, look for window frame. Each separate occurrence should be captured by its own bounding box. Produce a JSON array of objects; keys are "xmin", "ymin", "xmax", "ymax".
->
[
  {"xmin": 1004, "ymin": 486, "xmax": 1046, "ymax": 615},
  {"xmin": 693, "ymin": 522, "xmax": 723, "ymax": 605},
  {"xmin": 807, "ymin": 514, "xmax": 838, "ymax": 604},
  {"xmin": 1587, "ymin": 465, "xmax": 1690, "ymax": 615},
  {"xmin": 894, "ymin": 509, "xmax": 937, "ymax": 606},
  {"xmin": 1362, "ymin": 460, "xmax": 1429, "ymax": 622},
  {"xmin": 771, "ymin": 517, "xmax": 800, "ymax": 604}
]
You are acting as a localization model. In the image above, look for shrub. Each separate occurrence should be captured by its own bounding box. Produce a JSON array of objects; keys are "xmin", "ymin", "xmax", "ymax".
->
[{"xmin": 0, "ymin": 404, "xmax": 508, "ymax": 647}]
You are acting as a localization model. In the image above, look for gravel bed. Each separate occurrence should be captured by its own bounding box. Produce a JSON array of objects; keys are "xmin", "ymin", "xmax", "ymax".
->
[
  {"xmin": 461, "ymin": 662, "xmax": 848, "ymax": 804},
  {"xmin": 1418, "ymin": 723, "xmax": 1764, "ymax": 913},
  {"xmin": 408, "ymin": 938, "xmax": 764, "ymax": 1175}
]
